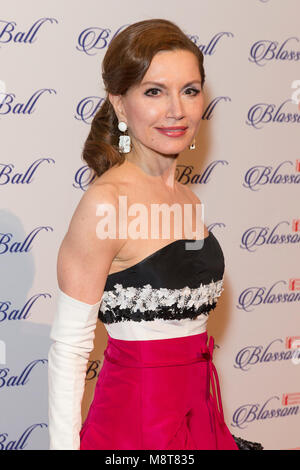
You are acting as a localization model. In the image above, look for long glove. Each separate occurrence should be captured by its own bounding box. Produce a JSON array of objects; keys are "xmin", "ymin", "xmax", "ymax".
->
[{"xmin": 48, "ymin": 287, "xmax": 102, "ymax": 450}]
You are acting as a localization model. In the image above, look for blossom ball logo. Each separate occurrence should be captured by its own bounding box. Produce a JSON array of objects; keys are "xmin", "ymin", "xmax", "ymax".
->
[
  {"xmin": 237, "ymin": 277, "xmax": 300, "ymax": 313},
  {"xmin": 232, "ymin": 394, "xmax": 300, "ymax": 429},
  {"xmin": 234, "ymin": 337, "xmax": 300, "ymax": 371}
]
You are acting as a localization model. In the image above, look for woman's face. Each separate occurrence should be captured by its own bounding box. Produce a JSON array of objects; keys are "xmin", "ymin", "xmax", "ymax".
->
[{"xmin": 110, "ymin": 49, "xmax": 204, "ymax": 158}]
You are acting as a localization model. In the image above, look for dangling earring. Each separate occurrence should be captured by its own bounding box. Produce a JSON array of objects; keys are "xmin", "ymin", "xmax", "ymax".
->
[
  {"xmin": 118, "ymin": 121, "xmax": 131, "ymax": 153},
  {"xmin": 189, "ymin": 138, "xmax": 196, "ymax": 150}
]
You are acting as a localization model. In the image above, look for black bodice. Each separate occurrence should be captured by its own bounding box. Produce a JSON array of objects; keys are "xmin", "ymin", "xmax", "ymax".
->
[{"xmin": 97, "ymin": 231, "xmax": 225, "ymax": 325}]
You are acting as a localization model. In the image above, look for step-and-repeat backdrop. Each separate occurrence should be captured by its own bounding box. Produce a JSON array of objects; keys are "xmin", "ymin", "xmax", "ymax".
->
[{"xmin": 1, "ymin": 0, "xmax": 299, "ymax": 451}]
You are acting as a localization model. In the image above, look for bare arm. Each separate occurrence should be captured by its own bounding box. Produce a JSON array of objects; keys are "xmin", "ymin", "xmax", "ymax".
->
[
  {"xmin": 57, "ymin": 182, "xmax": 124, "ymax": 304},
  {"xmin": 48, "ymin": 182, "xmax": 124, "ymax": 449}
]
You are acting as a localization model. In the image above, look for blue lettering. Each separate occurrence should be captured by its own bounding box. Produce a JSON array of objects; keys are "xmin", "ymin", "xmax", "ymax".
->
[
  {"xmin": 249, "ymin": 37, "xmax": 300, "ymax": 66},
  {"xmin": 246, "ymin": 100, "xmax": 300, "ymax": 129},
  {"xmin": 0, "ymin": 18, "xmax": 58, "ymax": 46},
  {"xmin": 0, "ymin": 159, "xmax": 55, "ymax": 185}
]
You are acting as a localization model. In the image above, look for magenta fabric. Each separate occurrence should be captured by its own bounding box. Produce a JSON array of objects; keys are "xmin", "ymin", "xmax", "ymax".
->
[{"xmin": 80, "ymin": 331, "xmax": 239, "ymax": 450}]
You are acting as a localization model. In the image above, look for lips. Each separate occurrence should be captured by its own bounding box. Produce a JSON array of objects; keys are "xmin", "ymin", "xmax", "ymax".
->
[
  {"xmin": 157, "ymin": 127, "xmax": 187, "ymax": 130},
  {"xmin": 155, "ymin": 126, "xmax": 188, "ymax": 137}
]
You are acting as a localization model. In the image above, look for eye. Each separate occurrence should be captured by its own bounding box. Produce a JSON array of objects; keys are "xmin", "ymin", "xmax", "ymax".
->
[
  {"xmin": 185, "ymin": 87, "xmax": 201, "ymax": 96},
  {"xmin": 144, "ymin": 87, "xmax": 201, "ymax": 97},
  {"xmin": 144, "ymin": 88, "xmax": 161, "ymax": 97}
]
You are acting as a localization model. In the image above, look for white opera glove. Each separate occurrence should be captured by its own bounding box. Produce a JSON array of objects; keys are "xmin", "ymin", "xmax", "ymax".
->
[{"xmin": 48, "ymin": 287, "xmax": 102, "ymax": 450}]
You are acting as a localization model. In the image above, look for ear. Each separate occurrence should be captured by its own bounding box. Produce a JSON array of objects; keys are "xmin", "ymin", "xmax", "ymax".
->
[{"xmin": 108, "ymin": 93, "xmax": 127, "ymax": 123}]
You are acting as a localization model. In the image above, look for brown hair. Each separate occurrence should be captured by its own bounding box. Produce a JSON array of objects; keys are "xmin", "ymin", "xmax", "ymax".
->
[{"xmin": 81, "ymin": 19, "xmax": 206, "ymax": 178}]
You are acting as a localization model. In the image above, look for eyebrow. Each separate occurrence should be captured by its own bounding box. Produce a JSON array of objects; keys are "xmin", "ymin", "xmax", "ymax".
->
[{"xmin": 141, "ymin": 80, "xmax": 202, "ymax": 89}]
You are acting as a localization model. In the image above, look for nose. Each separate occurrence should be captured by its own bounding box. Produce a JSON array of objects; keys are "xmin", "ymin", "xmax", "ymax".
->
[{"xmin": 166, "ymin": 93, "xmax": 185, "ymax": 120}]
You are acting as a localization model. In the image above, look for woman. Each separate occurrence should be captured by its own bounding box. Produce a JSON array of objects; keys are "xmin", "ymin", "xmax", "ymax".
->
[{"xmin": 48, "ymin": 19, "xmax": 262, "ymax": 450}]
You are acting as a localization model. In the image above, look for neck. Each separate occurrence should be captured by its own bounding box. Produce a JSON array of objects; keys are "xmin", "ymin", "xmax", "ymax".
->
[{"xmin": 125, "ymin": 151, "xmax": 178, "ymax": 191}]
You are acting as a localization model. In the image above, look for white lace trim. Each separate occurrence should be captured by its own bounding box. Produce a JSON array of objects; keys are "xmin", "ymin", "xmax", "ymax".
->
[{"xmin": 99, "ymin": 279, "xmax": 224, "ymax": 314}]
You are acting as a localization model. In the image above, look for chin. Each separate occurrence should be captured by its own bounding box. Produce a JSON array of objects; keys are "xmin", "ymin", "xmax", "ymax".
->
[
  {"xmin": 163, "ymin": 148, "xmax": 186, "ymax": 156},
  {"xmin": 154, "ymin": 144, "xmax": 187, "ymax": 156}
]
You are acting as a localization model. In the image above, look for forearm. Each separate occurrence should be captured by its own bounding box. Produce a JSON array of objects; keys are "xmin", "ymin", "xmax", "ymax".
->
[{"xmin": 47, "ymin": 288, "xmax": 101, "ymax": 450}]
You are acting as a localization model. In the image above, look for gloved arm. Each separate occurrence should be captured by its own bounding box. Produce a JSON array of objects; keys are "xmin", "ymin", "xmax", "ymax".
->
[{"xmin": 48, "ymin": 287, "xmax": 102, "ymax": 450}]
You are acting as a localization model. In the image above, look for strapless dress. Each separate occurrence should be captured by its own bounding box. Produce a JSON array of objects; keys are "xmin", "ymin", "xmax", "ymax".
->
[{"xmin": 80, "ymin": 231, "xmax": 262, "ymax": 450}]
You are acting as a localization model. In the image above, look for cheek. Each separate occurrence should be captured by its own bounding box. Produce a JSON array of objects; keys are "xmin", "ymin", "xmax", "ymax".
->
[
  {"xmin": 189, "ymin": 102, "xmax": 204, "ymax": 125},
  {"xmin": 127, "ymin": 102, "xmax": 162, "ymax": 132}
]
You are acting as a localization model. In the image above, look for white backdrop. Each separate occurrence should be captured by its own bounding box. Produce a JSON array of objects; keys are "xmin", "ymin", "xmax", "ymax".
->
[{"xmin": 1, "ymin": 0, "xmax": 300, "ymax": 451}]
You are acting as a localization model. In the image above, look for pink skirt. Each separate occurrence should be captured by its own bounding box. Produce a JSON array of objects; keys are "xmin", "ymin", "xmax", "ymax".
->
[{"xmin": 80, "ymin": 331, "xmax": 239, "ymax": 450}]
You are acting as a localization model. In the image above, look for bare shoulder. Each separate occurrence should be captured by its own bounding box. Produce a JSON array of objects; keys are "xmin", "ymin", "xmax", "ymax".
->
[
  {"xmin": 69, "ymin": 181, "xmax": 121, "ymax": 236},
  {"xmin": 91, "ymin": 160, "xmax": 130, "ymax": 188},
  {"xmin": 57, "ymin": 181, "xmax": 125, "ymax": 304},
  {"xmin": 176, "ymin": 182, "xmax": 208, "ymax": 237}
]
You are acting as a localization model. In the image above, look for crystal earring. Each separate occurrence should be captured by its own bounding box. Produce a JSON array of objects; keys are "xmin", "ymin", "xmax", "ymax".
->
[
  {"xmin": 189, "ymin": 138, "xmax": 196, "ymax": 150},
  {"xmin": 118, "ymin": 121, "xmax": 131, "ymax": 153}
]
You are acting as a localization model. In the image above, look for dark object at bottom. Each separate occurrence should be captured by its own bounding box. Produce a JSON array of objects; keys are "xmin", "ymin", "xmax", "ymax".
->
[{"xmin": 232, "ymin": 434, "xmax": 264, "ymax": 450}]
